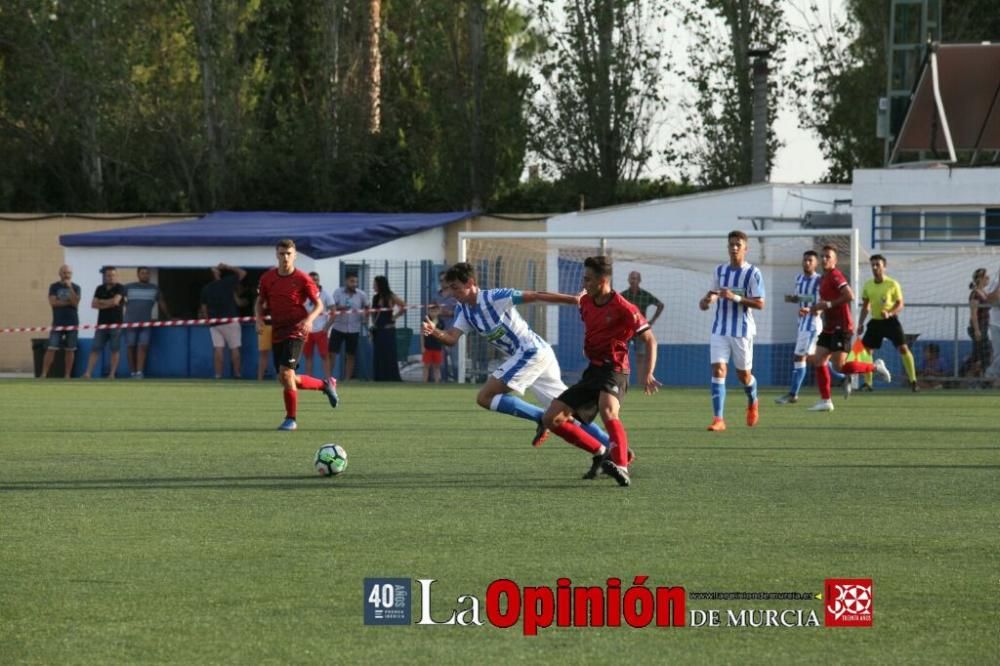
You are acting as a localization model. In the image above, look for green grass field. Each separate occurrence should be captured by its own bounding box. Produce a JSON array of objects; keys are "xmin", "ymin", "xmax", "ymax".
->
[{"xmin": 1, "ymin": 379, "xmax": 996, "ymax": 664}]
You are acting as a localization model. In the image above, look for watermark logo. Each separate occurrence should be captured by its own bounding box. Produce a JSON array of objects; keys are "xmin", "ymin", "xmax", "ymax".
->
[
  {"xmin": 363, "ymin": 578, "xmax": 411, "ymax": 625},
  {"xmin": 824, "ymin": 578, "xmax": 873, "ymax": 627}
]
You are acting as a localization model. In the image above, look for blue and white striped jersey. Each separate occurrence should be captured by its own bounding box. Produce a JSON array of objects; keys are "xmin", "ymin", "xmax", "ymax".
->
[
  {"xmin": 794, "ymin": 273, "xmax": 822, "ymax": 333},
  {"xmin": 710, "ymin": 262, "xmax": 765, "ymax": 338},
  {"xmin": 453, "ymin": 288, "xmax": 548, "ymax": 357}
]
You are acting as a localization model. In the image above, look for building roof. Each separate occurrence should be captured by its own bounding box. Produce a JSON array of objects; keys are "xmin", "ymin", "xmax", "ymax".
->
[{"xmin": 60, "ymin": 211, "xmax": 475, "ymax": 259}]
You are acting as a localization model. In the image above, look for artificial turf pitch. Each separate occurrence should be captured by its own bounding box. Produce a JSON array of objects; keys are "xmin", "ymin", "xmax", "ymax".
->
[{"xmin": 0, "ymin": 379, "xmax": 996, "ymax": 664}]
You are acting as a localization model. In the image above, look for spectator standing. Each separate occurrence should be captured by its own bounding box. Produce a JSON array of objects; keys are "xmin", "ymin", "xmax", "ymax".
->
[
  {"xmin": 370, "ymin": 275, "xmax": 405, "ymax": 382},
  {"xmin": 326, "ymin": 271, "xmax": 370, "ymax": 381},
  {"xmin": 83, "ymin": 266, "xmax": 126, "ymax": 379},
  {"xmin": 421, "ymin": 303, "xmax": 445, "ymax": 383},
  {"xmin": 983, "ymin": 269, "xmax": 1000, "ymax": 380},
  {"xmin": 431, "ymin": 271, "xmax": 458, "ymax": 381},
  {"xmin": 303, "ymin": 271, "xmax": 336, "ymax": 379},
  {"xmin": 968, "ymin": 268, "xmax": 994, "ymax": 377},
  {"xmin": 622, "ymin": 271, "xmax": 664, "ymax": 385},
  {"xmin": 123, "ymin": 267, "xmax": 170, "ymax": 378},
  {"xmin": 200, "ymin": 263, "xmax": 247, "ymax": 379},
  {"xmin": 41, "ymin": 264, "xmax": 81, "ymax": 379}
]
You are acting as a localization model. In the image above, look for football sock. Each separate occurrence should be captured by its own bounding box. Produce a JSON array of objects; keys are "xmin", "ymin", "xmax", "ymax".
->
[
  {"xmin": 296, "ymin": 374, "xmax": 325, "ymax": 390},
  {"xmin": 790, "ymin": 361, "xmax": 807, "ymax": 396},
  {"xmin": 842, "ymin": 360, "xmax": 874, "ymax": 375},
  {"xmin": 827, "ymin": 362, "xmax": 845, "ymax": 382},
  {"xmin": 901, "ymin": 349, "xmax": 917, "ymax": 382},
  {"xmin": 283, "ymin": 388, "xmax": 298, "ymax": 419},
  {"xmin": 578, "ymin": 420, "xmax": 611, "ymax": 446},
  {"xmin": 711, "ymin": 377, "xmax": 726, "ymax": 418},
  {"xmin": 606, "ymin": 419, "xmax": 629, "ymax": 466},
  {"xmin": 816, "ymin": 362, "xmax": 832, "ymax": 400},
  {"xmin": 490, "ymin": 395, "xmax": 544, "ymax": 422},
  {"xmin": 743, "ymin": 375, "xmax": 758, "ymax": 405},
  {"xmin": 550, "ymin": 421, "xmax": 603, "ymax": 454},
  {"xmin": 865, "ymin": 371, "xmax": 873, "ymax": 386}
]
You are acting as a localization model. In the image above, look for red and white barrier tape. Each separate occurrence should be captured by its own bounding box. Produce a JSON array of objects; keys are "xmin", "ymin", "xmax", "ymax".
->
[{"xmin": 0, "ymin": 304, "xmax": 436, "ymax": 334}]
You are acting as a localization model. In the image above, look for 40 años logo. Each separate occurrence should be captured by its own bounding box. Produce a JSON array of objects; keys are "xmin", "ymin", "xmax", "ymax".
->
[{"xmin": 416, "ymin": 577, "xmax": 686, "ymax": 635}]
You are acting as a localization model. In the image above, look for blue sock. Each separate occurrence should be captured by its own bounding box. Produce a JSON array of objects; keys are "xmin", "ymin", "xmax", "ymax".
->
[
  {"xmin": 827, "ymin": 362, "xmax": 845, "ymax": 382},
  {"xmin": 790, "ymin": 362, "xmax": 807, "ymax": 396},
  {"xmin": 491, "ymin": 395, "xmax": 544, "ymax": 422},
  {"xmin": 744, "ymin": 375, "xmax": 758, "ymax": 405},
  {"xmin": 578, "ymin": 420, "xmax": 610, "ymax": 446},
  {"xmin": 711, "ymin": 377, "xmax": 726, "ymax": 418}
]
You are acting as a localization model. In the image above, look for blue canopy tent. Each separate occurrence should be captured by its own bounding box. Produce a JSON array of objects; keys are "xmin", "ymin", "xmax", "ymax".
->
[
  {"xmin": 61, "ymin": 210, "xmax": 476, "ymax": 258},
  {"xmin": 60, "ymin": 211, "xmax": 475, "ymax": 378}
]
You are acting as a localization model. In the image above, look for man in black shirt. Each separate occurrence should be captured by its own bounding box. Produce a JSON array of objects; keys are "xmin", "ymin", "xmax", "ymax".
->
[
  {"xmin": 199, "ymin": 263, "xmax": 247, "ymax": 379},
  {"xmin": 83, "ymin": 266, "xmax": 126, "ymax": 379}
]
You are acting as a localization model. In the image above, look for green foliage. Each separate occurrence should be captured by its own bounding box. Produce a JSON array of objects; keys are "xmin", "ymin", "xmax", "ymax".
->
[
  {"xmin": 0, "ymin": 0, "xmax": 534, "ymax": 212},
  {"xmin": 666, "ymin": 0, "xmax": 791, "ymax": 188},
  {"xmin": 529, "ymin": 0, "xmax": 667, "ymax": 209}
]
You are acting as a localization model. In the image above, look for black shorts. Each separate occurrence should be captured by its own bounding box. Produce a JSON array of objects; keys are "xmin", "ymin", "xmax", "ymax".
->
[
  {"xmin": 817, "ymin": 330, "xmax": 851, "ymax": 353},
  {"xmin": 273, "ymin": 338, "xmax": 304, "ymax": 371},
  {"xmin": 556, "ymin": 364, "xmax": 629, "ymax": 424},
  {"xmin": 862, "ymin": 317, "xmax": 905, "ymax": 349},
  {"xmin": 328, "ymin": 330, "xmax": 360, "ymax": 355}
]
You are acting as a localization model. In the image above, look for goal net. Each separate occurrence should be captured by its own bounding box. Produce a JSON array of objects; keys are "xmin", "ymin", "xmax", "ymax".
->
[{"xmin": 457, "ymin": 229, "xmax": 859, "ymax": 389}]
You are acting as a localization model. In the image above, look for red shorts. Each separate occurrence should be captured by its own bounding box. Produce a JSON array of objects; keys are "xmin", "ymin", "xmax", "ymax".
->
[
  {"xmin": 422, "ymin": 349, "xmax": 444, "ymax": 365},
  {"xmin": 304, "ymin": 331, "xmax": 329, "ymax": 358}
]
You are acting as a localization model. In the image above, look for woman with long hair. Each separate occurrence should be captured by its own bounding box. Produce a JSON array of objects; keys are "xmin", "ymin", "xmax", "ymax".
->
[
  {"xmin": 968, "ymin": 268, "xmax": 993, "ymax": 376},
  {"xmin": 370, "ymin": 275, "xmax": 406, "ymax": 381}
]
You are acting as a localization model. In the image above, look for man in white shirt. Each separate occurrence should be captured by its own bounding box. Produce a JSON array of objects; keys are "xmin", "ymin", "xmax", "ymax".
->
[{"xmin": 326, "ymin": 271, "xmax": 370, "ymax": 381}]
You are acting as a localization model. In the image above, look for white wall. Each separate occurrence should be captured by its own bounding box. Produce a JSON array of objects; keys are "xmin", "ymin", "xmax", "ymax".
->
[
  {"xmin": 852, "ymin": 167, "xmax": 1000, "ymax": 248},
  {"xmin": 542, "ymin": 183, "xmax": 850, "ymax": 345}
]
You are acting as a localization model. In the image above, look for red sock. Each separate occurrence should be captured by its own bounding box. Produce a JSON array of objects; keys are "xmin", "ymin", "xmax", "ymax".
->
[
  {"xmin": 297, "ymin": 374, "xmax": 325, "ymax": 390},
  {"xmin": 551, "ymin": 421, "xmax": 603, "ymax": 454},
  {"xmin": 283, "ymin": 389, "xmax": 298, "ymax": 419},
  {"xmin": 841, "ymin": 361, "xmax": 873, "ymax": 375},
  {"xmin": 816, "ymin": 362, "xmax": 831, "ymax": 400},
  {"xmin": 606, "ymin": 419, "xmax": 629, "ymax": 466}
]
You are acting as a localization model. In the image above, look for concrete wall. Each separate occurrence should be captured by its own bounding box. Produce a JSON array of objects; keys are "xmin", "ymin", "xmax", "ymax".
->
[{"xmin": 0, "ymin": 214, "xmax": 193, "ymax": 373}]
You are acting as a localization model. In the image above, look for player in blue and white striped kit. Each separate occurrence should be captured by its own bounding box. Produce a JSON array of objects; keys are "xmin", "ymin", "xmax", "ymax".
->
[
  {"xmin": 698, "ymin": 231, "xmax": 766, "ymax": 432},
  {"xmin": 775, "ymin": 251, "xmax": 822, "ymax": 404},
  {"xmin": 423, "ymin": 262, "xmax": 613, "ymax": 451}
]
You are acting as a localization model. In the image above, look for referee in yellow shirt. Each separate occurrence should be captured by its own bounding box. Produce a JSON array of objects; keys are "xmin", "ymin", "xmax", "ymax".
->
[{"xmin": 856, "ymin": 255, "xmax": 918, "ymax": 392}]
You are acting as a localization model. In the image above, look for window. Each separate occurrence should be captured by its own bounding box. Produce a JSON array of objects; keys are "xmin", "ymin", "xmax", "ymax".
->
[{"xmin": 882, "ymin": 209, "xmax": 986, "ymax": 245}]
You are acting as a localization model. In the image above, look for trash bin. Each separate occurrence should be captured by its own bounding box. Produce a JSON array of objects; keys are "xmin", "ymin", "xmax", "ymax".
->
[{"xmin": 32, "ymin": 338, "xmax": 65, "ymax": 378}]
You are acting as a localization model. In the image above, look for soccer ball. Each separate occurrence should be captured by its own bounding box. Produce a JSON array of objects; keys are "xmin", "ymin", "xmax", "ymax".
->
[{"xmin": 314, "ymin": 444, "xmax": 348, "ymax": 476}]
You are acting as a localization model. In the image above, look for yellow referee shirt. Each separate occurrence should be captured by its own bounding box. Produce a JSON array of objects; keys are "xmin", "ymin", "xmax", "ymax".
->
[{"xmin": 862, "ymin": 277, "xmax": 903, "ymax": 320}]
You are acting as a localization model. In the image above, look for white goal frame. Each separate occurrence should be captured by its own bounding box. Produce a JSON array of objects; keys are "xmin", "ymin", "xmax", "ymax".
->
[{"xmin": 455, "ymin": 228, "xmax": 860, "ymax": 384}]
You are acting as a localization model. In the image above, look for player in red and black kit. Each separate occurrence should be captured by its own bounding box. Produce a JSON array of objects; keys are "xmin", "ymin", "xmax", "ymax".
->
[
  {"xmin": 808, "ymin": 245, "xmax": 883, "ymax": 412},
  {"xmin": 256, "ymin": 239, "xmax": 340, "ymax": 431},
  {"xmin": 541, "ymin": 256, "xmax": 661, "ymax": 487}
]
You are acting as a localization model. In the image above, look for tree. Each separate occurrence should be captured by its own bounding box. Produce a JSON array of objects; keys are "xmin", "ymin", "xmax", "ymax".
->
[
  {"xmin": 797, "ymin": 0, "xmax": 1000, "ymax": 182},
  {"xmin": 667, "ymin": 0, "xmax": 792, "ymax": 188},
  {"xmin": 528, "ymin": 0, "xmax": 667, "ymax": 209}
]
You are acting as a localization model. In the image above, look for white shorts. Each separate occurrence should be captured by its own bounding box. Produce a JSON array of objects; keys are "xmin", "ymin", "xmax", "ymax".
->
[
  {"xmin": 493, "ymin": 346, "xmax": 567, "ymax": 407},
  {"xmin": 794, "ymin": 329, "xmax": 820, "ymax": 357},
  {"xmin": 710, "ymin": 334, "xmax": 754, "ymax": 371},
  {"xmin": 209, "ymin": 322, "xmax": 242, "ymax": 349}
]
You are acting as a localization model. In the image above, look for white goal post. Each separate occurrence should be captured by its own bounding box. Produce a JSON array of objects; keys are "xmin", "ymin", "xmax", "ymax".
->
[{"xmin": 455, "ymin": 228, "xmax": 861, "ymax": 387}]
